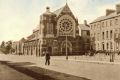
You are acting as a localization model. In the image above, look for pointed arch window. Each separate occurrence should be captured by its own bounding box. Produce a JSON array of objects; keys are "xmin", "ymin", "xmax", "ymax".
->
[
  {"xmin": 47, "ymin": 23, "xmax": 49, "ymax": 34},
  {"xmin": 50, "ymin": 23, "xmax": 53, "ymax": 34}
]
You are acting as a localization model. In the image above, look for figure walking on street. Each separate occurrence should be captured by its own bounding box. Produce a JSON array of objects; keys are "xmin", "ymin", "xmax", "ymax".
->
[{"xmin": 45, "ymin": 50, "xmax": 50, "ymax": 65}]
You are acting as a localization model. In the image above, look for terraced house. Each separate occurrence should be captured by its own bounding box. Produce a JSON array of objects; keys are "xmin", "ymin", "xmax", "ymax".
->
[{"xmin": 90, "ymin": 3, "xmax": 120, "ymax": 52}]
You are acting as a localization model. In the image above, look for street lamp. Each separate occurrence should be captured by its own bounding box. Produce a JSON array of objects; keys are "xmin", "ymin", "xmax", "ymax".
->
[
  {"xmin": 65, "ymin": 23, "xmax": 68, "ymax": 60},
  {"xmin": 66, "ymin": 35, "xmax": 68, "ymax": 60}
]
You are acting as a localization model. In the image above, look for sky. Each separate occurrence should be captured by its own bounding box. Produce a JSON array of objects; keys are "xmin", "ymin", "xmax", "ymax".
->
[{"xmin": 0, "ymin": 0, "xmax": 120, "ymax": 43}]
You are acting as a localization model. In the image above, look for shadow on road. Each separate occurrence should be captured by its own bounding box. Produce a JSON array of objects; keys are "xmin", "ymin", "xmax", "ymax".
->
[{"xmin": 0, "ymin": 61, "xmax": 91, "ymax": 80}]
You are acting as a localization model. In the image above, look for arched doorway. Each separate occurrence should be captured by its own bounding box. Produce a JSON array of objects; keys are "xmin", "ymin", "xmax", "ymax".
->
[{"xmin": 61, "ymin": 40, "xmax": 72, "ymax": 55}]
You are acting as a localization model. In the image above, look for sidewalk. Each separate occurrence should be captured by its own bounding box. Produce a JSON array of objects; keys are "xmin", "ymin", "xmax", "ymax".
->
[
  {"xmin": 0, "ymin": 54, "xmax": 120, "ymax": 80},
  {"xmin": 0, "ymin": 62, "xmax": 35, "ymax": 80}
]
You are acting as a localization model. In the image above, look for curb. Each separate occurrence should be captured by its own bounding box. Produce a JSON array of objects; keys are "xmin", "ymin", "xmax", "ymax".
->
[{"xmin": 52, "ymin": 58, "xmax": 120, "ymax": 65}]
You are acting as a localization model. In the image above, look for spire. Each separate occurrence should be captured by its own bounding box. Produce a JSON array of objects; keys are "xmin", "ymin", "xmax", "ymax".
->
[
  {"xmin": 66, "ymin": 0, "xmax": 67, "ymax": 4},
  {"xmin": 66, "ymin": 0, "xmax": 68, "ymax": 5}
]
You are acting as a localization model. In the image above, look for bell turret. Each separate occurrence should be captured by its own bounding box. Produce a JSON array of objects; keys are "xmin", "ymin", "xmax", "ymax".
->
[{"xmin": 40, "ymin": 6, "xmax": 57, "ymax": 38}]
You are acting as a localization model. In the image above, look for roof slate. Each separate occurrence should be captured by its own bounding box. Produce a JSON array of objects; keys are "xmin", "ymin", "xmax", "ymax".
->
[
  {"xmin": 91, "ymin": 12, "xmax": 120, "ymax": 23},
  {"xmin": 53, "ymin": 3, "xmax": 72, "ymax": 17},
  {"xmin": 79, "ymin": 24, "xmax": 90, "ymax": 30},
  {"xmin": 54, "ymin": 6, "xmax": 64, "ymax": 16}
]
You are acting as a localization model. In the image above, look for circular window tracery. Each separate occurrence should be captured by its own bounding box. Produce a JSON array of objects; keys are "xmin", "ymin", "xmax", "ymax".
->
[
  {"xmin": 59, "ymin": 19, "xmax": 73, "ymax": 32},
  {"xmin": 57, "ymin": 15, "xmax": 75, "ymax": 35}
]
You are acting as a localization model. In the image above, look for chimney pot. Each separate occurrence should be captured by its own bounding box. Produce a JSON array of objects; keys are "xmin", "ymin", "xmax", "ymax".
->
[
  {"xmin": 106, "ymin": 9, "xmax": 115, "ymax": 16},
  {"xmin": 46, "ymin": 6, "xmax": 50, "ymax": 12},
  {"xmin": 116, "ymin": 4, "xmax": 120, "ymax": 14}
]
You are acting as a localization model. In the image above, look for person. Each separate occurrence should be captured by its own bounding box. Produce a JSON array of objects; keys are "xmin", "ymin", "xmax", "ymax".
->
[{"xmin": 45, "ymin": 50, "xmax": 50, "ymax": 65}]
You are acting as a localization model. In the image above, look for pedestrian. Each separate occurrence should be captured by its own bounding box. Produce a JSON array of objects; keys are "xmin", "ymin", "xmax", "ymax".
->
[{"xmin": 45, "ymin": 50, "xmax": 50, "ymax": 65}]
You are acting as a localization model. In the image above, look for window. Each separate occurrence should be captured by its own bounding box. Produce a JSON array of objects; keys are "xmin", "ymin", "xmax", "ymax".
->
[
  {"xmin": 102, "ymin": 32, "xmax": 104, "ymax": 40},
  {"xmin": 97, "ymin": 33, "xmax": 99, "ymax": 41},
  {"xmin": 110, "ymin": 20, "xmax": 112, "ymax": 26},
  {"xmin": 110, "ymin": 30, "xmax": 113, "ymax": 39},
  {"xmin": 97, "ymin": 23, "xmax": 100, "ymax": 29},
  {"xmin": 115, "ymin": 19, "xmax": 118, "ymax": 25},
  {"xmin": 102, "ymin": 42, "xmax": 105, "ymax": 50},
  {"xmin": 94, "ymin": 24, "xmax": 96, "ymax": 30},
  {"xmin": 102, "ymin": 22, "xmax": 104, "ymax": 27},
  {"xmin": 106, "ymin": 21, "xmax": 108, "ymax": 27},
  {"xmin": 87, "ymin": 31, "xmax": 90, "ymax": 36},
  {"xmin": 47, "ymin": 23, "xmax": 49, "ymax": 34},
  {"xmin": 107, "ymin": 43, "xmax": 109, "ymax": 50},
  {"xmin": 50, "ymin": 23, "xmax": 53, "ymax": 34},
  {"xmin": 106, "ymin": 31, "xmax": 108, "ymax": 39},
  {"xmin": 110, "ymin": 42, "xmax": 113, "ymax": 49}
]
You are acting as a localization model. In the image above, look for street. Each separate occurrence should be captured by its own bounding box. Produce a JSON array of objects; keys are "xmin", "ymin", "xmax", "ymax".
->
[
  {"xmin": 0, "ymin": 62, "xmax": 35, "ymax": 80},
  {"xmin": 0, "ymin": 52, "xmax": 120, "ymax": 80},
  {"xmin": 0, "ymin": 52, "xmax": 90, "ymax": 80}
]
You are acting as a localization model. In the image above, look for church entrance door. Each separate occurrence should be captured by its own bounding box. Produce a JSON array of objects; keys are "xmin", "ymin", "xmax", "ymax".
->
[{"xmin": 61, "ymin": 41, "xmax": 72, "ymax": 55}]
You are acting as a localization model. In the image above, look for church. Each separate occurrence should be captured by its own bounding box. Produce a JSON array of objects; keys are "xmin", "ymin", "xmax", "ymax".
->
[{"xmin": 12, "ymin": 3, "xmax": 90, "ymax": 56}]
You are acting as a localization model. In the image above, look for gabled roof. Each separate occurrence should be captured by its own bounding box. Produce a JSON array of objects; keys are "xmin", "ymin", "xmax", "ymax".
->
[
  {"xmin": 53, "ymin": 3, "xmax": 73, "ymax": 17},
  {"xmin": 54, "ymin": 6, "xmax": 64, "ymax": 16}
]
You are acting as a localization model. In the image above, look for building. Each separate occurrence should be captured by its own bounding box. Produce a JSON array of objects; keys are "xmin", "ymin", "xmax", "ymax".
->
[
  {"xmin": 23, "ymin": 27, "xmax": 40, "ymax": 56},
  {"xmin": 12, "ymin": 3, "xmax": 90, "ymax": 56},
  {"xmin": 12, "ymin": 38, "xmax": 26, "ymax": 55},
  {"xmin": 90, "ymin": 3, "xmax": 120, "ymax": 52},
  {"xmin": 79, "ymin": 21, "xmax": 90, "ymax": 52},
  {"xmin": 38, "ymin": 4, "xmax": 90, "ymax": 56}
]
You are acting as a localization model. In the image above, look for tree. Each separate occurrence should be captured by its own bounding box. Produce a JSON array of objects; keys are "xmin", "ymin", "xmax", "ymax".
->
[
  {"xmin": 5, "ymin": 40, "xmax": 12, "ymax": 54},
  {"xmin": 0, "ymin": 41, "xmax": 6, "ymax": 54},
  {"xmin": 5, "ymin": 44, "xmax": 11, "ymax": 54},
  {"xmin": 0, "ymin": 41, "xmax": 5, "ymax": 48}
]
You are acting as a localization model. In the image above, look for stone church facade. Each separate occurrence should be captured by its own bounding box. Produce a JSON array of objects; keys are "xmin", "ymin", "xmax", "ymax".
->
[{"xmin": 12, "ymin": 4, "xmax": 90, "ymax": 56}]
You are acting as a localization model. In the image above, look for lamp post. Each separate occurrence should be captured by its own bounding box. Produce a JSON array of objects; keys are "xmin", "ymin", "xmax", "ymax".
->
[
  {"xmin": 66, "ymin": 35, "xmax": 68, "ymax": 60},
  {"xmin": 65, "ymin": 23, "xmax": 68, "ymax": 60}
]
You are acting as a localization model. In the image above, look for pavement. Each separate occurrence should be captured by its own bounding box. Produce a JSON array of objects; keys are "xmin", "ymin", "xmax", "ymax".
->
[
  {"xmin": 0, "ymin": 62, "xmax": 36, "ymax": 80},
  {"xmin": 1, "ymin": 61, "xmax": 89, "ymax": 80},
  {"xmin": 0, "ymin": 53, "xmax": 120, "ymax": 80}
]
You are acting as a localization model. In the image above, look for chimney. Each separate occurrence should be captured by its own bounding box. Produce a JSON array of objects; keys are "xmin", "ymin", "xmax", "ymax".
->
[
  {"xmin": 84, "ymin": 20, "xmax": 87, "ymax": 25},
  {"xmin": 116, "ymin": 4, "xmax": 120, "ymax": 14},
  {"xmin": 106, "ymin": 9, "xmax": 115, "ymax": 16},
  {"xmin": 46, "ymin": 6, "xmax": 50, "ymax": 12}
]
